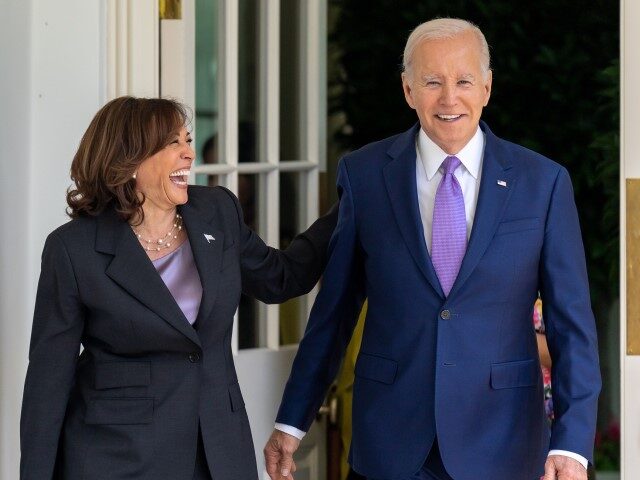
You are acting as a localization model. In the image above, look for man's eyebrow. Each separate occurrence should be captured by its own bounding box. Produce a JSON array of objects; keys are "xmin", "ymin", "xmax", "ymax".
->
[
  {"xmin": 421, "ymin": 74, "xmax": 442, "ymax": 82},
  {"xmin": 460, "ymin": 73, "xmax": 476, "ymax": 80}
]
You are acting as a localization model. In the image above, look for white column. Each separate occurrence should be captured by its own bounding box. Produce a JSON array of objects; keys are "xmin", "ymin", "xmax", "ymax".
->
[
  {"xmin": 0, "ymin": 1, "xmax": 105, "ymax": 479},
  {"xmin": 621, "ymin": 1, "xmax": 640, "ymax": 478}
]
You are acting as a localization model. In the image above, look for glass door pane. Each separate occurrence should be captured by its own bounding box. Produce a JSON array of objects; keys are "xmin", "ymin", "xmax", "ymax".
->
[{"xmin": 195, "ymin": 0, "xmax": 219, "ymax": 186}]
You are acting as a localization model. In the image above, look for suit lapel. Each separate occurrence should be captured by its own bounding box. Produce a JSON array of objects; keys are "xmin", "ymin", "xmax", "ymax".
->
[
  {"xmin": 384, "ymin": 125, "xmax": 445, "ymax": 298},
  {"xmin": 96, "ymin": 209, "xmax": 201, "ymax": 347},
  {"xmin": 447, "ymin": 122, "xmax": 516, "ymax": 298},
  {"xmin": 178, "ymin": 202, "xmax": 224, "ymax": 325}
]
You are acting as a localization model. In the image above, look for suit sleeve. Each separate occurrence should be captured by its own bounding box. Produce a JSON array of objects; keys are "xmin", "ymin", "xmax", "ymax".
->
[
  {"xmin": 539, "ymin": 167, "xmax": 602, "ymax": 464},
  {"xmin": 20, "ymin": 232, "xmax": 84, "ymax": 480},
  {"xmin": 219, "ymin": 187, "xmax": 338, "ymax": 303},
  {"xmin": 276, "ymin": 160, "xmax": 366, "ymax": 431}
]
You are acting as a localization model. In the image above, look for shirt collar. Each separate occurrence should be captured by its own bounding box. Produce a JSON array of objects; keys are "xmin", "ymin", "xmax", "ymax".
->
[{"xmin": 417, "ymin": 126, "xmax": 485, "ymax": 181}]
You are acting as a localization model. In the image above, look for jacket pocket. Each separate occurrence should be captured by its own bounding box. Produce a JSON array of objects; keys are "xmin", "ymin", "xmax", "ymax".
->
[
  {"xmin": 228, "ymin": 382, "xmax": 246, "ymax": 412},
  {"xmin": 354, "ymin": 353, "xmax": 398, "ymax": 385},
  {"xmin": 490, "ymin": 359, "xmax": 537, "ymax": 389},
  {"xmin": 94, "ymin": 362, "xmax": 151, "ymax": 390},
  {"xmin": 85, "ymin": 397, "xmax": 154, "ymax": 425},
  {"xmin": 495, "ymin": 218, "xmax": 540, "ymax": 236}
]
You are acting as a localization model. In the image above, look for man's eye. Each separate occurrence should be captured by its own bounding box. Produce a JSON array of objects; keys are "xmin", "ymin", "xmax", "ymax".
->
[
  {"xmin": 458, "ymin": 80, "xmax": 472, "ymax": 86},
  {"xmin": 425, "ymin": 81, "xmax": 441, "ymax": 87},
  {"xmin": 187, "ymin": 138, "xmax": 193, "ymax": 144}
]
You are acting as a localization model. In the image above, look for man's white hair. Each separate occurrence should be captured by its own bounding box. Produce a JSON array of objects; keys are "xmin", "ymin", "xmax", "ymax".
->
[{"xmin": 402, "ymin": 18, "xmax": 491, "ymax": 80}]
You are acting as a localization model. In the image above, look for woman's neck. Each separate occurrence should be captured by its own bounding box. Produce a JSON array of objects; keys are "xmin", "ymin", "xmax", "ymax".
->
[{"xmin": 134, "ymin": 205, "xmax": 178, "ymax": 240}]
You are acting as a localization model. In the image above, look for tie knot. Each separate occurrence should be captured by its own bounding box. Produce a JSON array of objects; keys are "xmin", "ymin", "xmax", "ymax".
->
[{"xmin": 442, "ymin": 155, "xmax": 461, "ymax": 175}]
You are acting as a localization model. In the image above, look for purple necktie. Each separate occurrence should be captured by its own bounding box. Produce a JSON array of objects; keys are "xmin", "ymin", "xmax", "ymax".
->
[{"xmin": 431, "ymin": 155, "xmax": 467, "ymax": 297}]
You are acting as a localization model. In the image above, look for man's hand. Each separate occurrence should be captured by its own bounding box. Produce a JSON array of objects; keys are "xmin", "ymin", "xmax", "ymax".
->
[
  {"xmin": 542, "ymin": 455, "xmax": 587, "ymax": 480},
  {"xmin": 264, "ymin": 429, "xmax": 301, "ymax": 480}
]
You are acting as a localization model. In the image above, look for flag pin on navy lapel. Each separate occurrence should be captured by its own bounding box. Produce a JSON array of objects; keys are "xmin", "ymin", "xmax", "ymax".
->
[
  {"xmin": 497, "ymin": 180, "xmax": 507, "ymax": 187},
  {"xmin": 204, "ymin": 233, "xmax": 215, "ymax": 243}
]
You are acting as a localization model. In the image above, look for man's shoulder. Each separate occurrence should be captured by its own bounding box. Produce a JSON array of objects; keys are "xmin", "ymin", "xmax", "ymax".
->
[
  {"xmin": 488, "ymin": 128, "xmax": 566, "ymax": 177},
  {"xmin": 342, "ymin": 128, "xmax": 414, "ymax": 168}
]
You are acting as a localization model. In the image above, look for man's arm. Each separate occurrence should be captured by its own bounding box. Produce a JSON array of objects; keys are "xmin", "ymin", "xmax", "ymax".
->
[
  {"xmin": 539, "ymin": 167, "xmax": 601, "ymax": 473},
  {"xmin": 265, "ymin": 160, "xmax": 366, "ymax": 478}
]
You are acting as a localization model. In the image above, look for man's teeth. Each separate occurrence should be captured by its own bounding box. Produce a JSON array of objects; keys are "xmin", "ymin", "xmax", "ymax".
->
[{"xmin": 437, "ymin": 114, "xmax": 461, "ymax": 120}]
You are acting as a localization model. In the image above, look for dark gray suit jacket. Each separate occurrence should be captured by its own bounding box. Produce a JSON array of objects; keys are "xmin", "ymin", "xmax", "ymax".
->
[{"xmin": 20, "ymin": 186, "xmax": 336, "ymax": 480}]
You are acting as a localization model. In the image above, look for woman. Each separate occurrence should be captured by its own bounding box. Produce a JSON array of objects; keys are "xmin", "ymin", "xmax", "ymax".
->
[{"xmin": 20, "ymin": 96, "xmax": 336, "ymax": 480}]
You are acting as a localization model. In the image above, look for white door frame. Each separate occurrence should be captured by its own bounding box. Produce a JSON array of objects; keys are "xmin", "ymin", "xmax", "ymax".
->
[
  {"xmin": 105, "ymin": 1, "xmax": 328, "ymax": 477},
  {"xmin": 621, "ymin": 1, "xmax": 639, "ymax": 477}
]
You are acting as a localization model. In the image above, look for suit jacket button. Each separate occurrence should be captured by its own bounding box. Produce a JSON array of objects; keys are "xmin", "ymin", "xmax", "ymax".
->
[
  {"xmin": 440, "ymin": 310, "xmax": 451, "ymax": 320},
  {"xmin": 189, "ymin": 353, "xmax": 201, "ymax": 363}
]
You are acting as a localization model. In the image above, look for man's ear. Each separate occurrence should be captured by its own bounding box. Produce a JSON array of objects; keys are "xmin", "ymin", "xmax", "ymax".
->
[
  {"xmin": 483, "ymin": 69, "xmax": 493, "ymax": 107},
  {"xmin": 402, "ymin": 73, "xmax": 416, "ymax": 110}
]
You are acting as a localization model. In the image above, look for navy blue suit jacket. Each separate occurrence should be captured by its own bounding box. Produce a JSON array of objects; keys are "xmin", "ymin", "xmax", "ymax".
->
[{"xmin": 276, "ymin": 122, "xmax": 601, "ymax": 480}]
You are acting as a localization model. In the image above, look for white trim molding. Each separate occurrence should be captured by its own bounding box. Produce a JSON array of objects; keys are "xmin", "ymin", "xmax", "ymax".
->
[{"xmin": 107, "ymin": 0, "xmax": 159, "ymax": 99}]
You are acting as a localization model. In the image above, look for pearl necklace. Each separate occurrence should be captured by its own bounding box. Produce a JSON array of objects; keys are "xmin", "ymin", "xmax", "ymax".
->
[{"xmin": 132, "ymin": 213, "xmax": 183, "ymax": 251}]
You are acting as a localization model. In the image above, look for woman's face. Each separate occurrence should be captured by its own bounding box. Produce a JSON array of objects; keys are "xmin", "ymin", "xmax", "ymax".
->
[{"xmin": 135, "ymin": 127, "xmax": 194, "ymax": 211}]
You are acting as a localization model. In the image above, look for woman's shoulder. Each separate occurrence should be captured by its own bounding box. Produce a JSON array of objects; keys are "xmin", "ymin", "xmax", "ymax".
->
[
  {"xmin": 52, "ymin": 215, "xmax": 95, "ymax": 237},
  {"xmin": 43, "ymin": 215, "xmax": 98, "ymax": 255},
  {"xmin": 186, "ymin": 185, "xmax": 239, "ymax": 213}
]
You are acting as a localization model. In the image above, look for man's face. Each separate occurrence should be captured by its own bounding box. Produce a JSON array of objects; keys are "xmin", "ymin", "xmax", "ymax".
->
[{"xmin": 402, "ymin": 30, "xmax": 492, "ymax": 154}]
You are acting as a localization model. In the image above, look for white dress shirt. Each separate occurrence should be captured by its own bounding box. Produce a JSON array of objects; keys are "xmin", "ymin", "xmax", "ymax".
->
[
  {"xmin": 276, "ymin": 126, "xmax": 588, "ymax": 470},
  {"xmin": 416, "ymin": 126, "xmax": 483, "ymax": 252}
]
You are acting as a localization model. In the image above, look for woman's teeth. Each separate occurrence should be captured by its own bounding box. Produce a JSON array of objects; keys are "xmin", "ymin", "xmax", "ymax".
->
[{"xmin": 169, "ymin": 170, "xmax": 190, "ymax": 185}]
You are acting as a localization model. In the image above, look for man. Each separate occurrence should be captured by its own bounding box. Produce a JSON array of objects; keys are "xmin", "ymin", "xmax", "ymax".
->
[{"xmin": 265, "ymin": 18, "xmax": 600, "ymax": 480}]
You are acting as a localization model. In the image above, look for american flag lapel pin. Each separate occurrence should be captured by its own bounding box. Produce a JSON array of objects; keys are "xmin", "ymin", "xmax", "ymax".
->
[
  {"xmin": 497, "ymin": 180, "xmax": 507, "ymax": 187},
  {"xmin": 204, "ymin": 233, "xmax": 215, "ymax": 243}
]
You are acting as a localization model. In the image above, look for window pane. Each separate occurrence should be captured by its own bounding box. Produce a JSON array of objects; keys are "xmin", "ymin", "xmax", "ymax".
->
[
  {"xmin": 194, "ymin": 0, "xmax": 219, "ymax": 165},
  {"xmin": 239, "ymin": 0, "xmax": 259, "ymax": 163},
  {"xmin": 280, "ymin": 0, "xmax": 303, "ymax": 161},
  {"xmin": 280, "ymin": 172, "xmax": 306, "ymax": 345},
  {"xmin": 195, "ymin": 174, "xmax": 220, "ymax": 187}
]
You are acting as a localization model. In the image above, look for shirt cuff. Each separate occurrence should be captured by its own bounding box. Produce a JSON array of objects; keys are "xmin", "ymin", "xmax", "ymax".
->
[
  {"xmin": 548, "ymin": 450, "xmax": 588, "ymax": 469},
  {"xmin": 274, "ymin": 423, "xmax": 306, "ymax": 440}
]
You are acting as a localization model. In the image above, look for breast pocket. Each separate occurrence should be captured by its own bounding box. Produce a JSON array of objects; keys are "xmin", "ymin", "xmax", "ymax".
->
[{"xmin": 494, "ymin": 218, "xmax": 540, "ymax": 237}]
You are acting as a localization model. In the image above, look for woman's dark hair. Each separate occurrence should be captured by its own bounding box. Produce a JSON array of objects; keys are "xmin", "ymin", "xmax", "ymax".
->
[{"xmin": 66, "ymin": 96, "xmax": 188, "ymax": 223}]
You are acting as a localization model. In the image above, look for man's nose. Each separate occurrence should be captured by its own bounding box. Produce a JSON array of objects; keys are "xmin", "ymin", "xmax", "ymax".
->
[{"xmin": 439, "ymin": 83, "xmax": 458, "ymax": 105}]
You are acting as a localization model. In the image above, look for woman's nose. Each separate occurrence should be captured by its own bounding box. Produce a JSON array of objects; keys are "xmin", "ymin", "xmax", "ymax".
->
[{"xmin": 183, "ymin": 143, "xmax": 195, "ymax": 159}]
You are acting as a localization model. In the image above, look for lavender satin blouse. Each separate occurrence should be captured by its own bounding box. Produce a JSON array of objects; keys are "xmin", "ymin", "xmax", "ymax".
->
[{"xmin": 152, "ymin": 240, "xmax": 203, "ymax": 325}]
